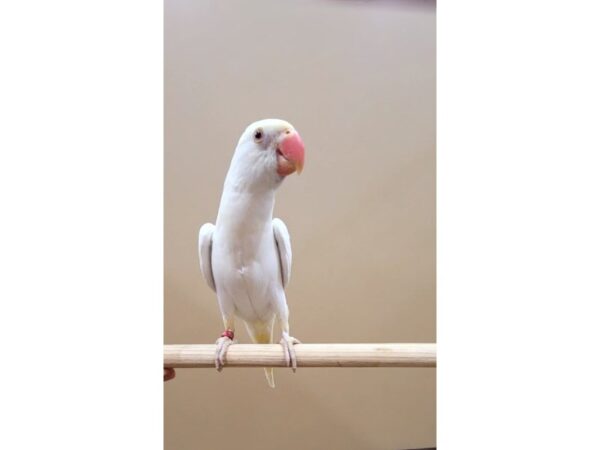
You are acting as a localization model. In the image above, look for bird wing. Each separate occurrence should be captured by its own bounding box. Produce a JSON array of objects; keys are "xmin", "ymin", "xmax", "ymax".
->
[
  {"xmin": 198, "ymin": 223, "xmax": 216, "ymax": 292},
  {"xmin": 272, "ymin": 218, "xmax": 292, "ymax": 288}
]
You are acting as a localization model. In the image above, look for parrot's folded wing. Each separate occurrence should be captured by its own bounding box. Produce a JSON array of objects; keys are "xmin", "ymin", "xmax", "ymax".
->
[
  {"xmin": 198, "ymin": 223, "xmax": 216, "ymax": 292},
  {"xmin": 272, "ymin": 218, "xmax": 292, "ymax": 288}
]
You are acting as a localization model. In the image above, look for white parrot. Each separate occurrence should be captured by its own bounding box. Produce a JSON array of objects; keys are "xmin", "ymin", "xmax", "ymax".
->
[{"xmin": 198, "ymin": 118, "xmax": 305, "ymax": 388}]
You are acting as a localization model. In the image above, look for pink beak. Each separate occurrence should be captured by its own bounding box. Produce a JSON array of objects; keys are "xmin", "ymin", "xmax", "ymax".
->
[{"xmin": 276, "ymin": 131, "xmax": 305, "ymax": 177}]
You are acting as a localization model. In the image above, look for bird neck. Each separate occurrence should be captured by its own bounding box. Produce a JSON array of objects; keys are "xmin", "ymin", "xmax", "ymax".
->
[{"xmin": 216, "ymin": 179, "xmax": 276, "ymax": 229}]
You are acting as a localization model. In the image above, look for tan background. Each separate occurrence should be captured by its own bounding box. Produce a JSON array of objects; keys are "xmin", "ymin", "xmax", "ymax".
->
[{"xmin": 165, "ymin": 1, "xmax": 435, "ymax": 449}]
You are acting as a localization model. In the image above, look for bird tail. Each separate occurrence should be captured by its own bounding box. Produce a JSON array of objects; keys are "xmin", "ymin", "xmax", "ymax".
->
[
  {"xmin": 245, "ymin": 319, "xmax": 275, "ymax": 388},
  {"xmin": 263, "ymin": 368, "xmax": 275, "ymax": 389}
]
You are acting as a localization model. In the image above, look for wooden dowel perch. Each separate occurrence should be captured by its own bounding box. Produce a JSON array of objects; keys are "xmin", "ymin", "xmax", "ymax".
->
[{"xmin": 164, "ymin": 343, "xmax": 436, "ymax": 368}]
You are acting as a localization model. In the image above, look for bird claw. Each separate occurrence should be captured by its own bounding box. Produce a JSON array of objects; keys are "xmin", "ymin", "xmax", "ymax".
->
[
  {"xmin": 280, "ymin": 335, "xmax": 301, "ymax": 372},
  {"xmin": 215, "ymin": 336, "xmax": 234, "ymax": 372}
]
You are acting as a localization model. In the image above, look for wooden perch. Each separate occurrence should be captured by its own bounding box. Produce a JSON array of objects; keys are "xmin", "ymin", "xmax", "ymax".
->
[{"xmin": 164, "ymin": 343, "xmax": 436, "ymax": 368}]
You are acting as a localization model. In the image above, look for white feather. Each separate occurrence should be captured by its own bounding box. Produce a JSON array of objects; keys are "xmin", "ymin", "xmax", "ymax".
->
[
  {"xmin": 272, "ymin": 217, "xmax": 292, "ymax": 288},
  {"xmin": 198, "ymin": 223, "xmax": 216, "ymax": 292}
]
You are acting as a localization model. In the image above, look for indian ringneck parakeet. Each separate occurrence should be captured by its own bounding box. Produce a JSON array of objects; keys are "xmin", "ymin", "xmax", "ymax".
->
[{"xmin": 198, "ymin": 119, "xmax": 305, "ymax": 388}]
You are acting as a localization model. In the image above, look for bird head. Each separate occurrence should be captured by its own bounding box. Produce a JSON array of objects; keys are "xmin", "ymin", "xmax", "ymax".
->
[{"xmin": 230, "ymin": 119, "xmax": 305, "ymax": 189}]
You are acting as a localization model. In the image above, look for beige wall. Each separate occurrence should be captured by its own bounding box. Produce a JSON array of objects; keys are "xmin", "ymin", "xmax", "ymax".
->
[{"xmin": 165, "ymin": 1, "xmax": 435, "ymax": 449}]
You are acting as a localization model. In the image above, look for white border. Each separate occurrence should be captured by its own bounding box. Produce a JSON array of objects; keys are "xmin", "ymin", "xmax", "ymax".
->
[
  {"xmin": 0, "ymin": 1, "xmax": 163, "ymax": 448},
  {"xmin": 439, "ymin": 1, "xmax": 600, "ymax": 448}
]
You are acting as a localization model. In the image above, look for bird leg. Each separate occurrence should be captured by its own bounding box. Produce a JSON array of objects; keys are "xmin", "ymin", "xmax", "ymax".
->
[
  {"xmin": 277, "ymin": 311, "xmax": 301, "ymax": 372},
  {"xmin": 215, "ymin": 316, "xmax": 235, "ymax": 371},
  {"xmin": 279, "ymin": 317, "xmax": 301, "ymax": 372}
]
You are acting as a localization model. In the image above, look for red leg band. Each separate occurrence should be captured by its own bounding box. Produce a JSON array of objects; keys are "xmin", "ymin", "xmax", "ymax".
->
[{"xmin": 221, "ymin": 329, "xmax": 234, "ymax": 340}]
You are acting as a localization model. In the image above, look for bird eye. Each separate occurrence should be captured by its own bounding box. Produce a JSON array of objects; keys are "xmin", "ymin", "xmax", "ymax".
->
[{"xmin": 254, "ymin": 129, "xmax": 263, "ymax": 142}]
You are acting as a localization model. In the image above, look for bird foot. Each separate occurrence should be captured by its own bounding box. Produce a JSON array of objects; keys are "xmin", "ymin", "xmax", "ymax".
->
[
  {"xmin": 280, "ymin": 334, "xmax": 301, "ymax": 372},
  {"xmin": 215, "ymin": 329, "xmax": 235, "ymax": 372}
]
